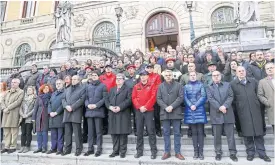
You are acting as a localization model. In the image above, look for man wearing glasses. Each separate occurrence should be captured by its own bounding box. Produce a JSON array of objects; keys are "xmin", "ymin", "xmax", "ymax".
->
[{"xmin": 206, "ymin": 71, "xmax": 238, "ymax": 162}]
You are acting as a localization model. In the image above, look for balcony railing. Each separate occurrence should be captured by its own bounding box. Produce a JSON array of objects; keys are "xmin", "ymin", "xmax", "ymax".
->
[
  {"xmin": 24, "ymin": 51, "xmax": 52, "ymax": 65},
  {"xmin": 191, "ymin": 30, "xmax": 239, "ymax": 48},
  {"xmin": 71, "ymin": 45, "xmax": 118, "ymax": 58}
]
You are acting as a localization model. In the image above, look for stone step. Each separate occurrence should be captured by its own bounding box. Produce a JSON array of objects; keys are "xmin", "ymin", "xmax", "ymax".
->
[
  {"xmin": 1, "ymin": 152, "xmax": 274, "ymax": 165},
  {"xmin": 6, "ymin": 141, "xmax": 274, "ymax": 158}
]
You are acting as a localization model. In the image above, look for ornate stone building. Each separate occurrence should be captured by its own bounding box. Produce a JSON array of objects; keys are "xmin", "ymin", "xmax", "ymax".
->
[{"xmin": 0, "ymin": 1, "xmax": 274, "ymax": 69}]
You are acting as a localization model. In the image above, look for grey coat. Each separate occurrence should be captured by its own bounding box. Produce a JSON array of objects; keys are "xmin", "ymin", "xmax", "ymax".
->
[
  {"xmin": 257, "ymin": 77, "xmax": 274, "ymax": 125},
  {"xmin": 48, "ymin": 89, "xmax": 65, "ymax": 128},
  {"xmin": 206, "ymin": 82, "xmax": 235, "ymax": 124},
  {"xmin": 24, "ymin": 71, "xmax": 40, "ymax": 91},
  {"xmin": 105, "ymin": 84, "xmax": 132, "ymax": 134},
  {"xmin": 230, "ymin": 78, "xmax": 264, "ymax": 136},
  {"xmin": 19, "ymin": 95, "xmax": 36, "ymax": 123},
  {"xmin": 62, "ymin": 83, "xmax": 85, "ymax": 123},
  {"xmin": 157, "ymin": 81, "xmax": 184, "ymax": 121}
]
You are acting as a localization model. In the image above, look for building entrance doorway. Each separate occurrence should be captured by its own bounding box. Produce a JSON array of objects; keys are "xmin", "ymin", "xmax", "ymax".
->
[{"xmin": 145, "ymin": 12, "xmax": 179, "ymax": 52}]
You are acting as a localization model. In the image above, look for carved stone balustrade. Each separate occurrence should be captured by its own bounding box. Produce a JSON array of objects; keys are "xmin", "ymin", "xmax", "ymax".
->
[{"xmin": 24, "ymin": 51, "xmax": 52, "ymax": 66}]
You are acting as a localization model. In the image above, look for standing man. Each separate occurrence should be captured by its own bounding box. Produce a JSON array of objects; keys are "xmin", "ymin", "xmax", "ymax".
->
[
  {"xmin": 206, "ymin": 71, "xmax": 238, "ymax": 162},
  {"xmin": 157, "ymin": 70, "xmax": 185, "ymax": 160},
  {"xmin": 99, "ymin": 64, "xmax": 116, "ymax": 135},
  {"xmin": 62, "ymin": 75, "xmax": 85, "ymax": 156},
  {"xmin": 105, "ymin": 73, "xmax": 132, "ymax": 158},
  {"xmin": 230, "ymin": 66, "xmax": 271, "ymax": 162},
  {"xmin": 132, "ymin": 70, "xmax": 158, "ymax": 159},
  {"xmin": 65, "ymin": 62, "xmax": 78, "ymax": 77},
  {"xmin": 24, "ymin": 64, "xmax": 40, "ymax": 92},
  {"xmin": 36, "ymin": 65, "xmax": 51, "ymax": 90},
  {"xmin": 1, "ymin": 78, "xmax": 24, "ymax": 153},
  {"xmin": 258, "ymin": 63, "xmax": 274, "ymax": 132}
]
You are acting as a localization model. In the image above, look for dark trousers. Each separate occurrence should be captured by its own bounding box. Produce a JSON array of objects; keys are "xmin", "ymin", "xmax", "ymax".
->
[
  {"xmin": 272, "ymin": 125, "xmax": 274, "ymax": 133},
  {"xmin": 191, "ymin": 124, "xmax": 204, "ymax": 153},
  {"xmin": 111, "ymin": 134, "xmax": 128, "ymax": 155},
  {"xmin": 243, "ymin": 136, "xmax": 266, "ymax": 157},
  {"xmin": 1, "ymin": 112, "xmax": 3, "ymax": 142},
  {"xmin": 233, "ymin": 105, "xmax": 242, "ymax": 133},
  {"xmin": 64, "ymin": 122, "xmax": 82, "ymax": 152},
  {"xmin": 212, "ymin": 124, "xmax": 237, "ymax": 155},
  {"xmin": 82, "ymin": 108, "xmax": 88, "ymax": 140},
  {"xmin": 87, "ymin": 117, "xmax": 102, "ymax": 152},
  {"xmin": 103, "ymin": 108, "xmax": 108, "ymax": 132},
  {"xmin": 37, "ymin": 131, "xmax": 48, "ymax": 150},
  {"xmin": 260, "ymin": 104, "xmax": 266, "ymax": 133},
  {"xmin": 135, "ymin": 110, "xmax": 157, "ymax": 154},
  {"xmin": 154, "ymin": 104, "xmax": 161, "ymax": 133},
  {"xmin": 162, "ymin": 119, "xmax": 181, "ymax": 154},
  {"xmin": 131, "ymin": 106, "xmax": 136, "ymax": 133},
  {"xmin": 50, "ymin": 128, "xmax": 64, "ymax": 152},
  {"xmin": 20, "ymin": 120, "xmax": 33, "ymax": 147}
]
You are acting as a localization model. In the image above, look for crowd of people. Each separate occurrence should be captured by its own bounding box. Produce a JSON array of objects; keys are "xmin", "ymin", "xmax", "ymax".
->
[{"xmin": 0, "ymin": 44, "xmax": 274, "ymax": 162}]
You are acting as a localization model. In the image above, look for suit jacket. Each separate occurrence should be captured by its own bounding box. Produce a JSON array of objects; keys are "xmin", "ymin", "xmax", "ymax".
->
[{"xmin": 257, "ymin": 77, "xmax": 274, "ymax": 125}]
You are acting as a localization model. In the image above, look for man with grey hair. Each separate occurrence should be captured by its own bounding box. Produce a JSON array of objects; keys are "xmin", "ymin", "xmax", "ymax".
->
[
  {"xmin": 1, "ymin": 78, "xmax": 24, "ymax": 153},
  {"xmin": 62, "ymin": 75, "xmax": 85, "ymax": 156},
  {"xmin": 65, "ymin": 61, "xmax": 77, "ymax": 77},
  {"xmin": 230, "ymin": 66, "xmax": 271, "ymax": 162}
]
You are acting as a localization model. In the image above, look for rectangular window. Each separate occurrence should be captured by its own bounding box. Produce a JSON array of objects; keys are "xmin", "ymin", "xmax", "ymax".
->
[
  {"xmin": 22, "ymin": 1, "xmax": 36, "ymax": 18},
  {"xmin": 0, "ymin": 1, "xmax": 7, "ymax": 22}
]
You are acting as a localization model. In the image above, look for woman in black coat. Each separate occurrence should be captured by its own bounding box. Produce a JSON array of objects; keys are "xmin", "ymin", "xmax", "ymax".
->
[
  {"xmin": 105, "ymin": 73, "xmax": 132, "ymax": 158},
  {"xmin": 84, "ymin": 72, "xmax": 107, "ymax": 157},
  {"xmin": 47, "ymin": 79, "xmax": 65, "ymax": 155},
  {"xmin": 32, "ymin": 84, "xmax": 53, "ymax": 153}
]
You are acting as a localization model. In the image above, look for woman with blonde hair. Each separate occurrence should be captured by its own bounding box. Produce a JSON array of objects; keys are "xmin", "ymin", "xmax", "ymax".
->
[{"xmin": 18, "ymin": 86, "xmax": 37, "ymax": 153}]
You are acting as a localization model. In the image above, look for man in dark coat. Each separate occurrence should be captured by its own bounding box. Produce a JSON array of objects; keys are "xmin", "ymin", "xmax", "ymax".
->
[
  {"xmin": 230, "ymin": 66, "xmax": 271, "ymax": 162},
  {"xmin": 132, "ymin": 70, "xmax": 158, "ymax": 159},
  {"xmin": 157, "ymin": 69, "xmax": 185, "ymax": 160},
  {"xmin": 65, "ymin": 62, "xmax": 78, "ymax": 77},
  {"xmin": 62, "ymin": 75, "xmax": 85, "ymax": 156},
  {"xmin": 105, "ymin": 73, "xmax": 132, "ymax": 158},
  {"xmin": 206, "ymin": 71, "xmax": 238, "ymax": 162},
  {"xmin": 47, "ymin": 79, "xmax": 65, "ymax": 155},
  {"xmin": 36, "ymin": 65, "xmax": 51, "ymax": 91},
  {"xmin": 24, "ymin": 64, "xmax": 40, "ymax": 92},
  {"xmin": 84, "ymin": 72, "xmax": 107, "ymax": 157},
  {"xmin": 48, "ymin": 68, "xmax": 58, "ymax": 91}
]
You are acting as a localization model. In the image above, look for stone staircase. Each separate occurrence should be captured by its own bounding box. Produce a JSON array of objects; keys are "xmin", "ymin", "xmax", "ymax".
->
[{"xmin": 1, "ymin": 116, "xmax": 274, "ymax": 165}]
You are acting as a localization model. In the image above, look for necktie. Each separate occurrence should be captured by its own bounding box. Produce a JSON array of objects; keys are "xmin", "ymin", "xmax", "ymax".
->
[{"xmin": 241, "ymin": 79, "xmax": 246, "ymax": 85}]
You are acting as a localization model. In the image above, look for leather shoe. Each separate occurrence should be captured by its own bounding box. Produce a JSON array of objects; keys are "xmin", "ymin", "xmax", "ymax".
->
[
  {"xmin": 42, "ymin": 148, "xmax": 47, "ymax": 153},
  {"xmin": 143, "ymin": 131, "xmax": 148, "ymax": 136},
  {"xmin": 46, "ymin": 150, "xmax": 56, "ymax": 154},
  {"xmin": 134, "ymin": 153, "xmax": 143, "ymax": 158},
  {"xmin": 95, "ymin": 151, "xmax": 101, "ymax": 157},
  {"xmin": 151, "ymin": 153, "xmax": 156, "ymax": 159},
  {"xmin": 259, "ymin": 155, "xmax": 271, "ymax": 162},
  {"xmin": 230, "ymin": 154, "xmax": 238, "ymax": 162},
  {"xmin": 33, "ymin": 149, "xmax": 42, "ymax": 153},
  {"xmin": 199, "ymin": 153, "xmax": 204, "ymax": 160},
  {"xmin": 1, "ymin": 149, "xmax": 9, "ymax": 153},
  {"xmin": 161, "ymin": 153, "xmax": 171, "ymax": 160},
  {"xmin": 61, "ymin": 150, "xmax": 71, "ymax": 156},
  {"xmin": 156, "ymin": 131, "xmax": 162, "ymax": 137},
  {"xmin": 8, "ymin": 149, "xmax": 16, "ymax": 154},
  {"xmin": 56, "ymin": 151, "xmax": 62, "ymax": 155},
  {"xmin": 247, "ymin": 155, "xmax": 254, "ymax": 161},
  {"xmin": 175, "ymin": 153, "xmax": 185, "ymax": 160},
  {"xmin": 109, "ymin": 152, "xmax": 119, "ymax": 157},
  {"xmin": 120, "ymin": 154, "xmax": 126, "ymax": 158},
  {"xmin": 215, "ymin": 154, "xmax": 222, "ymax": 161},
  {"xmin": 75, "ymin": 151, "xmax": 81, "ymax": 156},
  {"xmin": 84, "ymin": 150, "xmax": 94, "ymax": 156},
  {"xmin": 193, "ymin": 152, "xmax": 199, "ymax": 160}
]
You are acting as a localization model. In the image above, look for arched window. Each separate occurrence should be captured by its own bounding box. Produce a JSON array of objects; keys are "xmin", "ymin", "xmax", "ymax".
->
[
  {"xmin": 14, "ymin": 43, "xmax": 31, "ymax": 66},
  {"xmin": 93, "ymin": 21, "xmax": 116, "ymax": 51},
  {"xmin": 211, "ymin": 6, "xmax": 235, "ymax": 30}
]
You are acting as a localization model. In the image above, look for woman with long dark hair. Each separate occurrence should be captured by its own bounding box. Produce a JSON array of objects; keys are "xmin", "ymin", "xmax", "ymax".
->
[{"xmin": 32, "ymin": 84, "xmax": 53, "ymax": 153}]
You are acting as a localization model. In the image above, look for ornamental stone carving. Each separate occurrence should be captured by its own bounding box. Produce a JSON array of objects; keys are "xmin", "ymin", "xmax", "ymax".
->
[
  {"xmin": 37, "ymin": 33, "xmax": 45, "ymax": 42},
  {"xmin": 5, "ymin": 38, "xmax": 12, "ymax": 46},
  {"xmin": 74, "ymin": 14, "xmax": 86, "ymax": 27},
  {"xmin": 124, "ymin": 6, "xmax": 138, "ymax": 20}
]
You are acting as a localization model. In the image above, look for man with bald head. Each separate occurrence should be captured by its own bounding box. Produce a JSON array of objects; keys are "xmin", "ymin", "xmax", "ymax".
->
[
  {"xmin": 230, "ymin": 66, "xmax": 271, "ymax": 162},
  {"xmin": 62, "ymin": 75, "xmax": 86, "ymax": 156},
  {"xmin": 207, "ymin": 71, "xmax": 237, "ymax": 162}
]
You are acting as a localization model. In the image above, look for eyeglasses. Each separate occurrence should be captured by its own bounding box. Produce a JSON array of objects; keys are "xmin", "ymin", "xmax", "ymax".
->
[{"xmin": 212, "ymin": 75, "xmax": 220, "ymax": 77}]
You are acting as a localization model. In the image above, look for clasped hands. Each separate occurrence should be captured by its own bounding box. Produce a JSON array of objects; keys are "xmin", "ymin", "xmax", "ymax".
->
[
  {"xmin": 109, "ymin": 106, "xmax": 121, "ymax": 113},
  {"xmin": 219, "ymin": 105, "xmax": 227, "ymax": 114},
  {"xmin": 165, "ymin": 106, "xmax": 173, "ymax": 113},
  {"xmin": 88, "ymin": 104, "xmax": 97, "ymax": 110}
]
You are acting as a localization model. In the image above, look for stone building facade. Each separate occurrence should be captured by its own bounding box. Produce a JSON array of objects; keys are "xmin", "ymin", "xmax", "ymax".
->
[{"xmin": 0, "ymin": 1, "xmax": 274, "ymax": 68}]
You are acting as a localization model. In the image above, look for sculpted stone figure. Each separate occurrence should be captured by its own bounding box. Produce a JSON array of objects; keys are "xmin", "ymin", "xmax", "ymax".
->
[{"xmin": 234, "ymin": 1, "xmax": 259, "ymax": 24}]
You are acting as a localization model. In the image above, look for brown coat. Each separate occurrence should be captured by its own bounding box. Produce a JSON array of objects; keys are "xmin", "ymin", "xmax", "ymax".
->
[
  {"xmin": 257, "ymin": 77, "xmax": 274, "ymax": 125},
  {"xmin": 1, "ymin": 88, "xmax": 24, "ymax": 127}
]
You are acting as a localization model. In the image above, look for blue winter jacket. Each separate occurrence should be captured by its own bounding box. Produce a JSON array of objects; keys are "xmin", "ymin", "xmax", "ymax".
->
[{"xmin": 183, "ymin": 81, "xmax": 207, "ymax": 124}]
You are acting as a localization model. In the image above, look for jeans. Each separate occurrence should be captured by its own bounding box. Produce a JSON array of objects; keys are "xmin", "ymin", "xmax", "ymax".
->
[
  {"xmin": 37, "ymin": 131, "xmax": 48, "ymax": 150},
  {"xmin": 162, "ymin": 119, "xmax": 181, "ymax": 154}
]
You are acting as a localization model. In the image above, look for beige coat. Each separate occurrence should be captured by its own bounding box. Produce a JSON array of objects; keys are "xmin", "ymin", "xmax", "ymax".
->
[
  {"xmin": 257, "ymin": 77, "xmax": 274, "ymax": 125},
  {"xmin": 1, "ymin": 88, "xmax": 24, "ymax": 128}
]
